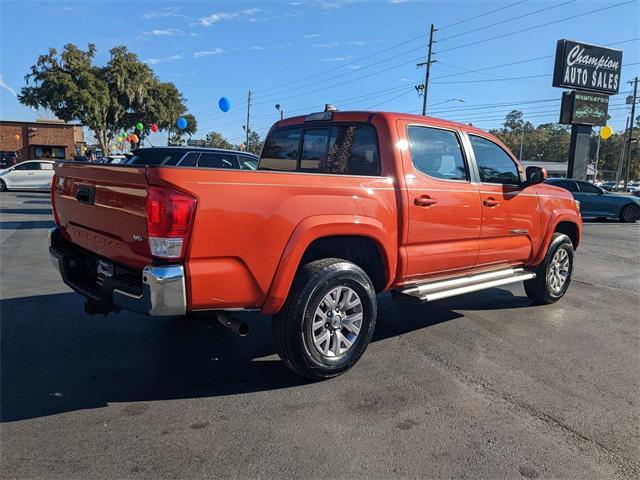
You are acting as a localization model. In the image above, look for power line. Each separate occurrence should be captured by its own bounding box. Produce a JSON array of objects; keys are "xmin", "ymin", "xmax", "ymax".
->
[
  {"xmin": 437, "ymin": 0, "xmax": 635, "ymax": 54},
  {"xmin": 438, "ymin": 0, "xmax": 577, "ymax": 42},
  {"xmin": 438, "ymin": 0, "xmax": 528, "ymax": 30}
]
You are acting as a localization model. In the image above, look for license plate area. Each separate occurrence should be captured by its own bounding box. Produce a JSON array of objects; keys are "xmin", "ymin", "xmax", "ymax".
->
[{"xmin": 96, "ymin": 259, "xmax": 114, "ymax": 286}]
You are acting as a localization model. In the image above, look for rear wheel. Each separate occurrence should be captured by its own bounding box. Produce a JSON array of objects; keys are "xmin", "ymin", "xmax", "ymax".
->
[
  {"xmin": 273, "ymin": 258, "xmax": 377, "ymax": 380},
  {"xmin": 0, "ymin": 179, "xmax": 6, "ymax": 192},
  {"xmin": 620, "ymin": 203, "xmax": 640, "ymax": 223},
  {"xmin": 524, "ymin": 233, "xmax": 574, "ymax": 305}
]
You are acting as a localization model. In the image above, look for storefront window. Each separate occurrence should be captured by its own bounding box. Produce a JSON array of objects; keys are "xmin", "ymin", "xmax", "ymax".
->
[{"xmin": 33, "ymin": 146, "xmax": 65, "ymax": 159}]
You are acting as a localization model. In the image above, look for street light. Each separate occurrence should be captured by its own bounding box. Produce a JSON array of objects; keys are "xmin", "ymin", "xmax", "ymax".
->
[{"xmin": 275, "ymin": 104, "xmax": 284, "ymax": 120}]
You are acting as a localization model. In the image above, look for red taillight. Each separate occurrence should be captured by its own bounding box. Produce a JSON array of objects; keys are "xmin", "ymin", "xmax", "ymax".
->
[
  {"xmin": 146, "ymin": 186, "xmax": 196, "ymax": 259},
  {"xmin": 51, "ymin": 174, "xmax": 60, "ymax": 225}
]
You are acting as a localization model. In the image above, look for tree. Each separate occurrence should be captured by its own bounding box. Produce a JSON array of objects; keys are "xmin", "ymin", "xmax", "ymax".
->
[
  {"xmin": 246, "ymin": 131, "xmax": 264, "ymax": 155},
  {"xmin": 205, "ymin": 131, "xmax": 233, "ymax": 149},
  {"xmin": 503, "ymin": 110, "xmax": 524, "ymax": 131},
  {"xmin": 18, "ymin": 43, "xmax": 195, "ymax": 154}
]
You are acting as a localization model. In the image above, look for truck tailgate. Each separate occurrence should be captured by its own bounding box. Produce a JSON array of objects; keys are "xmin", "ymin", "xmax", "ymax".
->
[{"xmin": 53, "ymin": 163, "xmax": 152, "ymax": 270}]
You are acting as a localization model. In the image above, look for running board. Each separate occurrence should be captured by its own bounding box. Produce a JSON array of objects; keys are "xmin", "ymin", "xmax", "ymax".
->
[{"xmin": 396, "ymin": 268, "xmax": 536, "ymax": 303}]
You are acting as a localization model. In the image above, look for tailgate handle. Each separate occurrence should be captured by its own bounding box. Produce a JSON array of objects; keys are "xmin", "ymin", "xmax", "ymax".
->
[{"xmin": 76, "ymin": 185, "xmax": 95, "ymax": 205}]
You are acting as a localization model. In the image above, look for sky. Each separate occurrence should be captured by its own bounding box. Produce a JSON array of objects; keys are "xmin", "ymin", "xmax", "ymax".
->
[{"xmin": 0, "ymin": 0, "xmax": 638, "ymax": 147}]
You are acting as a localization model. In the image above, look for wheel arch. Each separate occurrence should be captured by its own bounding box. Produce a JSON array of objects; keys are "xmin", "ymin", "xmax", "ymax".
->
[
  {"xmin": 261, "ymin": 215, "xmax": 396, "ymax": 315},
  {"xmin": 530, "ymin": 212, "xmax": 581, "ymax": 267}
]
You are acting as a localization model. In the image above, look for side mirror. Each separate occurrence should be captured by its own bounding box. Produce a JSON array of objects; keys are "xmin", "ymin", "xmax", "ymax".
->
[{"xmin": 525, "ymin": 166, "xmax": 547, "ymax": 186}]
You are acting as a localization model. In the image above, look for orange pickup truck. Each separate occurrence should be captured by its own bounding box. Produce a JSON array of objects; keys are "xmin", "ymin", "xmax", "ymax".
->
[{"xmin": 49, "ymin": 109, "xmax": 581, "ymax": 379}]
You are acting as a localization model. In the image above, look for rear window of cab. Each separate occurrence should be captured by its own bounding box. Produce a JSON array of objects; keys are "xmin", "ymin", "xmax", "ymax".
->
[{"xmin": 259, "ymin": 123, "xmax": 380, "ymax": 176}]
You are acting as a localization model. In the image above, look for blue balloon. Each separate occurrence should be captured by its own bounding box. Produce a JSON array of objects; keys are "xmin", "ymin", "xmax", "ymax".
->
[
  {"xmin": 176, "ymin": 117, "xmax": 188, "ymax": 130},
  {"xmin": 218, "ymin": 97, "xmax": 231, "ymax": 113}
]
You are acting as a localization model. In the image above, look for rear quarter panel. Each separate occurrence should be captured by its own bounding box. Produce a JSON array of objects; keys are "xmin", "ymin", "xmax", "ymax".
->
[{"xmin": 146, "ymin": 167, "xmax": 398, "ymax": 313}]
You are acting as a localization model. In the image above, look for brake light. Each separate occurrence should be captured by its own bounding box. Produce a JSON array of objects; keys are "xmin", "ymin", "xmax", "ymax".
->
[
  {"xmin": 146, "ymin": 186, "xmax": 196, "ymax": 259},
  {"xmin": 51, "ymin": 174, "xmax": 60, "ymax": 225}
]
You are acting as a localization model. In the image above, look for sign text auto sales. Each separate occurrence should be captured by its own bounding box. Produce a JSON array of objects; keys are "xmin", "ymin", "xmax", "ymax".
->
[{"xmin": 553, "ymin": 40, "xmax": 623, "ymax": 95}]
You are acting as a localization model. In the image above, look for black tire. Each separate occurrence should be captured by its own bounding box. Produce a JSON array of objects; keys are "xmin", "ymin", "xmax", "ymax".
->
[
  {"xmin": 0, "ymin": 179, "xmax": 6, "ymax": 192},
  {"xmin": 524, "ymin": 233, "xmax": 574, "ymax": 305},
  {"xmin": 620, "ymin": 203, "xmax": 640, "ymax": 223},
  {"xmin": 273, "ymin": 258, "xmax": 377, "ymax": 380}
]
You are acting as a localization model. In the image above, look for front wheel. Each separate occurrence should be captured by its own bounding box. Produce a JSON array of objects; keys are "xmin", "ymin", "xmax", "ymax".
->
[
  {"xmin": 273, "ymin": 258, "xmax": 377, "ymax": 380},
  {"xmin": 524, "ymin": 233, "xmax": 574, "ymax": 305},
  {"xmin": 620, "ymin": 203, "xmax": 640, "ymax": 223},
  {"xmin": 0, "ymin": 179, "xmax": 6, "ymax": 192}
]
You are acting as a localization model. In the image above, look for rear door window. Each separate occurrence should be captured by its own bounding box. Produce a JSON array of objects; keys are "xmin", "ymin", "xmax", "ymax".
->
[
  {"xmin": 260, "ymin": 124, "xmax": 380, "ymax": 176},
  {"xmin": 407, "ymin": 126, "xmax": 468, "ymax": 181},
  {"xmin": 128, "ymin": 149, "xmax": 186, "ymax": 166},
  {"xmin": 197, "ymin": 153, "xmax": 240, "ymax": 169},
  {"xmin": 577, "ymin": 181, "xmax": 602, "ymax": 194},
  {"xmin": 552, "ymin": 180, "xmax": 579, "ymax": 192},
  {"xmin": 179, "ymin": 152, "xmax": 200, "ymax": 167},
  {"xmin": 260, "ymin": 128, "xmax": 302, "ymax": 171}
]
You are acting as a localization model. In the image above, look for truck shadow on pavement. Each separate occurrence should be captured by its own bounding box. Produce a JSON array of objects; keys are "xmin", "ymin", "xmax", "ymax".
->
[{"xmin": 1, "ymin": 288, "xmax": 528, "ymax": 422}]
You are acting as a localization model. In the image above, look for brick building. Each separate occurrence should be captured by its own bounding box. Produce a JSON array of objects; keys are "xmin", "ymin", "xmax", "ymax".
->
[{"xmin": 0, "ymin": 119, "xmax": 85, "ymax": 161}]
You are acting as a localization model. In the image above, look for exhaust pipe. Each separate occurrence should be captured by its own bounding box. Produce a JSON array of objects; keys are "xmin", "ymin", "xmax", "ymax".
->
[{"xmin": 217, "ymin": 313, "xmax": 250, "ymax": 336}]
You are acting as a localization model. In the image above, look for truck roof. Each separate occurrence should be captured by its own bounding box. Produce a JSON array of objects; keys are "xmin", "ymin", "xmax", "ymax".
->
[{"xmin": 274, "ymin": 110, "xmax": 490, "ymax": 137}]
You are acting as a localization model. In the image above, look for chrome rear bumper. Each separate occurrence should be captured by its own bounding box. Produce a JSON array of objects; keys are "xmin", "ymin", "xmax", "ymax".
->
[{"xmin": 48, "ymin": 227, "xmax": 187, "ymax": 316}]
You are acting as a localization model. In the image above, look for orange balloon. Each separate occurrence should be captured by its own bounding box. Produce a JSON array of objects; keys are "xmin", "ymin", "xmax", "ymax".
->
[{"xmin": 130, "ymin": 134, "xmax": 139, "ymax": 143}]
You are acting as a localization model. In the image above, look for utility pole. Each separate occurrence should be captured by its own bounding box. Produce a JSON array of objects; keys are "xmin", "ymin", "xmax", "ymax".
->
[
  {"xmin": 615, "ymin": 116, "xmax": 630, "ymax": 186},
  {"xmin": 245, "ymin": 90, "xmax": 252, "ymax": 151},
  {"xmin": 417, "ymin": 24, "xmax": 436, "ymax": 116},
  {"xmin": 593, "ymin": 129, "xmax": 601, "ymax": 182},
  {"xmin": 623, "ymin": 77, "xmax": 638, "ymax": 191},
  {"xmin": 519, "ymin": 123, "xmax": 525, "ymax": 161}
]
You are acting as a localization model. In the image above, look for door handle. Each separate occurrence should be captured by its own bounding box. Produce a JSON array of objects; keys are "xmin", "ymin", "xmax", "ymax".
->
[
  {"xmin": 27, "ymin": 172, "xmax": 34, "ymax": 175},
  {"xmin": 483, "ymin": 198, "xmax": 500, "ymax": 207},
  {"xmin": 414, "ymin": 195, "xmax": 437, "ymax": 207}
]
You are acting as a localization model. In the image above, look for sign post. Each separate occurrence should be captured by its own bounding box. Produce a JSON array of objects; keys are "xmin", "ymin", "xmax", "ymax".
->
[{"xmin": 553, "ymin": 39, "xmax": 622, "ymax": 180}]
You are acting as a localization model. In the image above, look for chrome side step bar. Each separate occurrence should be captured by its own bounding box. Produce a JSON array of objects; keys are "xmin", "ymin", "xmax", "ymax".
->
[{"xmin": 396, "ymin": 267, "xmax": 536, "ymax": 303}]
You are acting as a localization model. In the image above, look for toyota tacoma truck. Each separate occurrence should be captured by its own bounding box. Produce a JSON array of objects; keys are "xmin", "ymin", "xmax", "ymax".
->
[{"xmin": 49, "ymin": 109, "xmax": 582, "ymax": 380}]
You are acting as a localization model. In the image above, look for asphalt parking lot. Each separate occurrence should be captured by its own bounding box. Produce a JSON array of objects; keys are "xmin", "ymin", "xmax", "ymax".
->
[{"xmin": 1, "ymin": 191, "xmax": 638, "ymax": 479}]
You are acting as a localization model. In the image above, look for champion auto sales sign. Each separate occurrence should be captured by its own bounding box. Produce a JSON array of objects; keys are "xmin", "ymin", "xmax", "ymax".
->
[{"xmin": 553, "ymin": 39, "xmax": 622, "ymax": 95}]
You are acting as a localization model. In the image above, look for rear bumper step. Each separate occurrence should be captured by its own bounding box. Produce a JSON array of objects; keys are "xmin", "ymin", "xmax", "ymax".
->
[{"xmin": 395, "ymin": 267, "xmax": 535, "ymax": 303}]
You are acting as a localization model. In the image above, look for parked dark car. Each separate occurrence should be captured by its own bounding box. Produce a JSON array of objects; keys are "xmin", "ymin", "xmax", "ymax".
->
[
  {"xmin": 0, "ymin": 151, "xmax": 19, "ymax": 169},
  {"xmin": 546, "ymin": 178, "xmax": 640, "ymax": 222},
  {"xmin": 126, "ymin": 147, "xmax": 258, "ymax": 170}
]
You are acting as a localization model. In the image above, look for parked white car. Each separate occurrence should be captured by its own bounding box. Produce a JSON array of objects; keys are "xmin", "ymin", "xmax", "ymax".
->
[{"xmin": 0, "ymin": 160, "xmax": 55, "ymax": 192}]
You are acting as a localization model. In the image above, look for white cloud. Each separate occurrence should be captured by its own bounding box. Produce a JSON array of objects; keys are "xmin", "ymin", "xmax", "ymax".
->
[
  {"xmin": 193, "ymin": 49, "xmax": 225, "ymax": 58},
  {"xmin": 0, "ymin": 75, "xmax": 17, "ymax": 97},
  {"xmin": 347, "ymin": 65, "xmax": 361, "ymax": 70},
  {"xmin": 144, "ymin": 54, "xmax": 183, "ymax": 65},
  {"xmin": 315, "ymin": 42, "xmax": 339, "ymax": 48},
  {"xmin": 303, "ymin": 33, "xmax": 321, "ymax": 39},
  {"xmin": 289, "ymin": 1, "xmax": 303, "ymax": 5},
  {"xmin": 142, "ymin": 7, "xmax": 186, "ymax": 20},
  {"xmin": 197, "ymin": 8, "xmax": 260, "ymax": 26},
  {"xmin": 390, "ymin": 0, "xmax": 408, "ymax": 3},
  {"xmin": 145, "ymin": 28, "xmax": 184, "ymax": 37},
  {"xmin": 347, "ymin": 40, "xmax": 366, "ymax": 46},
  {"xmin": 321, "ymin": 56, "xmax": 353, "ymax": 62}
]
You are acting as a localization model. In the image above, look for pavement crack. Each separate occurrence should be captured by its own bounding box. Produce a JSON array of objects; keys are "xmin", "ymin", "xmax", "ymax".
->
[{"xmin": 397, "ymin": 336, "xmax": 640, "ymax": 478}]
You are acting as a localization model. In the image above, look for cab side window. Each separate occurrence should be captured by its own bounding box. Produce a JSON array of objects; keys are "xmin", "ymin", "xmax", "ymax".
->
[
  {"xmin": 407, "ymin": 126, "xmax": 468, "ymax": 181},
  {"xmin": 578, "ymin": 181, "xmax": 602, "ymax": 194},
  {"xmin": 553, "ymin": 180, "xmax": 579, "ymax": 192},
  {"xmin": 469, "ymin": 135, "xmax": 520, "ymax": 185},
  {"xmin": 14, "ymin": 162, "xmax": 39, "ymax": 171},
  {"xmin": 198, "ymin": 153, "xmax": 240, "ymax": 169},
  {"xmin": 179, "ymin": 152, "xmax": 200, "ymax": 167}
]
